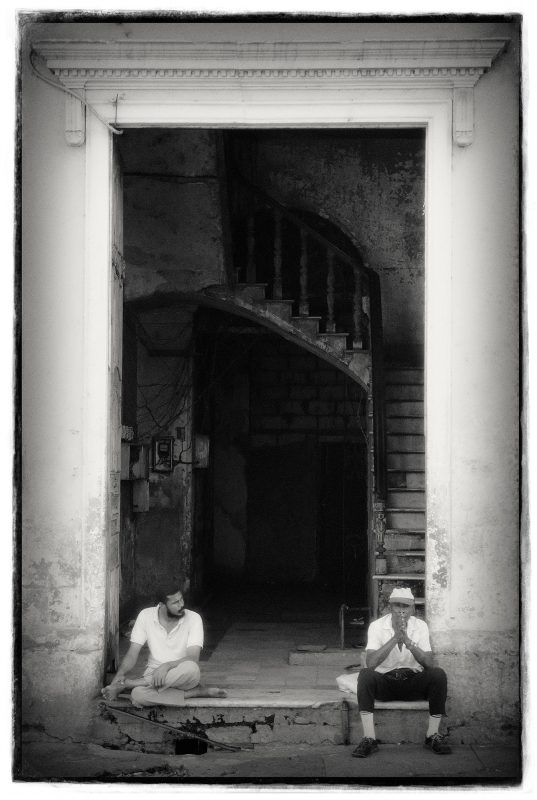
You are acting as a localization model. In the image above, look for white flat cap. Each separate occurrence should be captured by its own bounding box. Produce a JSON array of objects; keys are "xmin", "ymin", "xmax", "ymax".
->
[{"xmin": 388, "ymin": 587, "xmax": 415, "ymax": 605}]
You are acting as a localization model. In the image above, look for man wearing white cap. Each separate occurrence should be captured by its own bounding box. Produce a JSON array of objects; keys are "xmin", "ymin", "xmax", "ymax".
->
[{"xmin": 352, "ymin": 587, "xmax": 451, "ymax": 758}]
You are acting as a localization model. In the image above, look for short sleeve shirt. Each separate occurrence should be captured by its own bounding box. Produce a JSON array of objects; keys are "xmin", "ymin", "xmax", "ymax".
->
[
  {"xmin": 366, "ymin": 613, "xmax": 431, "ymax": 673},
  {"xmin": 130, "ymin": 605, "xmax": 204, "ymax": 672}
]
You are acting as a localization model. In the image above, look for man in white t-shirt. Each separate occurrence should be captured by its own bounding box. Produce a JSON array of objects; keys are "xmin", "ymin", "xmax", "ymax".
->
[
  {"xmin": 101, "ymin": 586, "xmax": 226, "ymax": 707},
  {"xmin": 352, "ymin": 587, "xmax": 451, "ymax": 758}
]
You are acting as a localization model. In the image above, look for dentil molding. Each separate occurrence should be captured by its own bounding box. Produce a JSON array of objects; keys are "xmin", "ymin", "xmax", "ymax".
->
[{"xmin": 32, "ymin": 38, "xmax": 509, "ymax": 147}]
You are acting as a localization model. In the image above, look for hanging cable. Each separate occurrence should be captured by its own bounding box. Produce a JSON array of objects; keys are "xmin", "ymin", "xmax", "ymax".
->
[{"xmin": 29, "ymin": 49, "xmax": 123, "ymax": 136}]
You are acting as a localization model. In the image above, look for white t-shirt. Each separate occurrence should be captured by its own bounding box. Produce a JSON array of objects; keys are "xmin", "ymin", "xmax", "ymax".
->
[
  {"xmin": 365, "ymin": 613, "xmax": 432, "ymax": 674},
  {"xmin": 130, "ymin": 605, "xmax": 204, "ymax": 672}
]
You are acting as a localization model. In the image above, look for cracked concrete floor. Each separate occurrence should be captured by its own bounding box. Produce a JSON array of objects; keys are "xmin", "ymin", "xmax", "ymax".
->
[{"xmin": 18, "ymin": 738, "xmax": 521, "ymax": 784}]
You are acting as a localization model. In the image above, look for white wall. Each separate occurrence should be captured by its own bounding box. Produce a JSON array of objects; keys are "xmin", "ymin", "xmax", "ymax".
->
[{"xmin": 21, "ymin": 33, "xmax": 107, "ymax": 735}]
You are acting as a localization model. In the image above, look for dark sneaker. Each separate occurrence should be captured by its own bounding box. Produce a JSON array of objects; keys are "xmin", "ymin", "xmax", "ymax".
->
[
  {"xmin": 424, "ymin": 733, "xmax": 452, "ymax": 754},
  {"xmin": 352, "ymin": 737, "xmax": 379, "ymax": 758}
]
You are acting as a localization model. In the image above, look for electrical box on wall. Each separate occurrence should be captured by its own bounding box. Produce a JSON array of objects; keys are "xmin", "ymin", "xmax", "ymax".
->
[{"xmin": 152, "ymin": 437, "xmax": 174, "ymax": 473}]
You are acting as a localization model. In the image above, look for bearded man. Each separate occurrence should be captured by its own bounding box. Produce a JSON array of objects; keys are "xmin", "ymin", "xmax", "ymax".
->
[{"xmin": 101, "ymin": 586, "xmax": 226, "ymax": 707}]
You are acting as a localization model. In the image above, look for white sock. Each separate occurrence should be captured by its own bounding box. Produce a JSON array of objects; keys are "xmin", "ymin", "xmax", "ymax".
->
[
  {"xmin": 426, "ymin": 715, "xmax": 442, "ymax": 737},
  {"xmin": 360, "ymin": 711, "xmax": 376, "ymax": 740}
]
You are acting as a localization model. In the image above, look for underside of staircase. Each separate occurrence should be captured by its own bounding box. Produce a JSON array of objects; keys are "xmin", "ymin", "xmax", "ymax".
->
[{"xmin": 200, "ymin": 281, "xmax": 372, "ymax": 388}]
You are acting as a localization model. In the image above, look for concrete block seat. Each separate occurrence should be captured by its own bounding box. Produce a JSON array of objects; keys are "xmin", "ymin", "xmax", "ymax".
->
[{"xmin": 342, "ymin": 692, "xmax": 429, "ymax": 710}]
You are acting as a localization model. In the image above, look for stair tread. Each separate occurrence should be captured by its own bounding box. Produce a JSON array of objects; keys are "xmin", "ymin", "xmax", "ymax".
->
[
  {"xmin": 373, "ymin": 573, "xmax": 425, "ymax": 580},
  {"xmin": 387, "ymin": 468, "xmax": 425, "ymax": 473},
  {"xmin": 263, "ymin": 298, "xmax": 295, "ymax": 305},
  {"xmin": 386, "ymin": 508, "xmax": 425, "ymax": 512},
  {"xmin": 386, "ymin": 529, "xmax": 425, "ymax": 534},
  {"xmin": 386, "ymin": 550, "xmax": 425, "ymax": 555},
  {"xmin": 386, "ymin": 414, "xmax": 424, "ymax": 419},
  {"xmin": 385, "ymin": 381, "xmax": 424, "ymax": 387},
  {"xmin": 388, "ymin": 488, "xmax": 425, "ymax": 493},
  {"xmin": 386, "ymin": 450, "xmax": 425, "ymax": 454},
  {"xmin": 292, "ymin": 315, "xmax": 322, "ymax": 321}
]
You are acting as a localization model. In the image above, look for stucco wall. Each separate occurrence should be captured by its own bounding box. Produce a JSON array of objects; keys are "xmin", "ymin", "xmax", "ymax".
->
[
  {"xmin": 134, "ymin": 328, "xmax": 195, "ymax": 605},
  {"xmin": 121, "ymin": 129, "xmax": 226, "ymax": 301},
  {"xmin": 21, "ymin": 32, "xmax": 106, "ymax": 736},
  {"xmin": 427, "ymin": 28, "xmax": 520, "ymax": 736}
]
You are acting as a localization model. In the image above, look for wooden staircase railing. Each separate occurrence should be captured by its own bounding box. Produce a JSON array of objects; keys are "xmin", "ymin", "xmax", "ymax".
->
[{"xmin": 229, "ymin": 173, "xmax": 372, "ymax": 353}]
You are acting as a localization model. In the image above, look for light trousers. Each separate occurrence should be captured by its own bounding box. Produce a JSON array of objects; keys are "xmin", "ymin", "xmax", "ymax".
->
[{"xmin": 131, "ymin": 659, "xmax": 200, "ymax": 707}]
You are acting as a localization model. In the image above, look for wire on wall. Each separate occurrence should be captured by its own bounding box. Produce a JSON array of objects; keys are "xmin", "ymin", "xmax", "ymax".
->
[{"xmin": 29, "ymin": 49, "xmax": 123, "ymax": 137}]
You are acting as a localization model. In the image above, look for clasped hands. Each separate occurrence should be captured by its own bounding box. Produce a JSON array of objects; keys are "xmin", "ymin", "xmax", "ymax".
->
[{"xmin": 393, "ymin": 616, "xmax": 416, "ymax": 649}]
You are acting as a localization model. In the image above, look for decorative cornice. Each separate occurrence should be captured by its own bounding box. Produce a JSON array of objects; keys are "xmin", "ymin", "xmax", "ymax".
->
[
  {"xmin": 33, "ymin": 38, "xmax": 509, "ymax": 74},
  {"xmin": 31, "ymin": 38, "xmax": 509, "ymax": 147},
  {"xmin": 54, "ymin": 66, "xmax": 488, "ymax": 83}
]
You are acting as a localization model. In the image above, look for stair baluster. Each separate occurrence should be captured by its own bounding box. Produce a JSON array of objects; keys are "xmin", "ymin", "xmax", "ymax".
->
[
  {"xmin": 273, "ymin": 208, "xmax": 283, "ymax": 301},
  {"xmin": 246, "ymin": 212, "xmax": 256, "ymax": 284},
  {"xmin": 353, "ymin": 268, "xmax": 364, "ymax": 350},
  {"xmin": 326, "ymin": 250, "xmax": 336, "ymax": 333},
  {"xmin": 299, "ymin": 227, "xmax": 309, "ymax": 317}
]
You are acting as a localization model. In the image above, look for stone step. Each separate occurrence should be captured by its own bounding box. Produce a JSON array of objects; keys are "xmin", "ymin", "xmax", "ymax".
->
[
  {"xmin": 386, "ymin": 509, "xmax": 426, "ymax": 529},
  {"xmin": 387, "ymin": 451, "xmax": 425, "ymax": 470},
  {"xmin": 93, "ymin": 698, "xmax": 346, "ymax": 749},
  {"xmin": 257, "ymin": 299, "xmax": 294, "ymax": 322},
  {"xmin": 387, "ymin": 434, "xmax": 425, "ymax": 452},
  {"xmin": 316, "ymin": 332, "xmax": 349, "ymax": 356},
  {"xmin": 386, "ymin": 416, "xmax": 424, "ymax": 435},
  {"xmin": 92, "ymin": 695, "xmax": 432, "ymax": 750},
  {"xmin": 385, "ymin": 400, "xmax": 424, "ymax": 417},
  {"xmin": 387, "ymin": 489, "xmax": 425, "ymax": 509},
  {"xmin": 385, "ymin": 368, "xmax": 424, "ymax": 385},
  {"xmin": 291, "ymin": 316, "xmax": 321, "ymax": 337},
  {"xmin": 385, "ymin": 384, "xmax": 424, "ymax": 401},
  {"xmin": 346, "ymin": 703, "xmax": 431, "ymax": 744},
  {"xmin": 387, "ymin": 470, "xmax": 425, "ymax": 490},
  {"xmin": 385, "ymin": 531, "xmax": 425, "ymax": 550},
  {"xmin": 234, "ymin": 282, "xmax": 268, "ymax": 302},
  {"xmin": 385, "ymin": 553, "xmax": 425, "ymax": 574}
]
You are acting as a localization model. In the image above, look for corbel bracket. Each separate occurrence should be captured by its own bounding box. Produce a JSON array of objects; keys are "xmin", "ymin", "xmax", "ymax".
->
[
  {"xmin": 65, "ymin": 92, "xmax": 86, "ymax": 146},
  {"xmin": 453, "ymin": 86, "xmax": 475, "ymax": 147}
]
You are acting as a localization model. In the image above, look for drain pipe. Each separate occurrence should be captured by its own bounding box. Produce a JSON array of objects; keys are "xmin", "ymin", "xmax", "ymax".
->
[{"xmin": 339, "ymin": 604, "xmax": 349, "ymax": 649}]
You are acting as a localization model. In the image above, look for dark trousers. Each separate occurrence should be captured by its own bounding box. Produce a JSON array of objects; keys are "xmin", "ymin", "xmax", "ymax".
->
[{"xmin": 357, "ymin": 667, "xmax": 447, "ymax": 716}]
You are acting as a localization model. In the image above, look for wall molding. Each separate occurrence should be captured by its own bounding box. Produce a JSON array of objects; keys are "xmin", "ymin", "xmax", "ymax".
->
[{"xmin": 32, "ymin": 37, "xmax": 508, "ymax": 147}]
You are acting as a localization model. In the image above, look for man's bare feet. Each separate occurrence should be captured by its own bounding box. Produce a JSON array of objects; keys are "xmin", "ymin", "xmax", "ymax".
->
[
  {"xmin": 184, "ymin": 685, "xmax": 227, "ymax": 699},
  {"xmin": 101, "ymin": 683, "xmax": 123, "ymax": 702}
]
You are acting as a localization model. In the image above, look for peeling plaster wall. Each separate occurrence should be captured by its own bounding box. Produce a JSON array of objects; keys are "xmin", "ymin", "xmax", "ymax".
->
[
  {"xmin": 21, "ymin": 33, "xmax": 106, "ymax": 737},
  {"xmin": 134, "ymin": 336, "xmax": 195, "ymax": 606},
  {"xmin": 235, "ymin": 130, "xmax": 425, "ymax": 364},
  {"xmin": 121, "ymin": 130, "xmax": 226, "ymax": 302},
  {"xmin": 426, "ymin": 30, "xmax": 520, "ymax": 734}
]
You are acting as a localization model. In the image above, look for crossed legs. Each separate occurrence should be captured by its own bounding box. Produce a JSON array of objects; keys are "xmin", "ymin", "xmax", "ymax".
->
[{"xmin": 131, "ymin": 660, "xmax": 227, "ymax": 707}]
